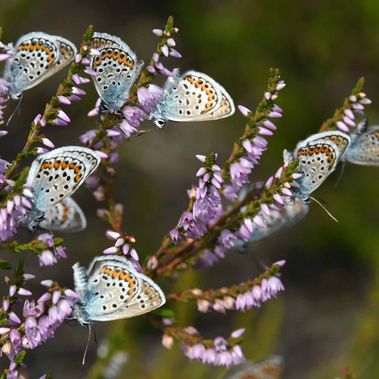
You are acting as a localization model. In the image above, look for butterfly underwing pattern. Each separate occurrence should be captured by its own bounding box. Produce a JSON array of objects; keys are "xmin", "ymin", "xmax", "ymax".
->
[
  {"xmin": 290, "ymin": 138, "xmax": 341, "ymax": 200},
  {"xmin": 151, "ymin": 69, "xmax": 235, "ymax": 128},
  {"xmin": 295, "ymin": 130, "xmax": 351, "ymax": 157},
  {"xmin": 72, "ymin": 255, "xmax": 166, "ymax": 325},
  {"xmin": 345, "ymin": 123, "xmax": 379, "ymax": 166},
  {"xmin": 249, "ymin": 199, "xmax": 310, "ymax": 242},
  {"xmin": 24, "ymin": 146, "xmax": 100, "ymax": 231},
  {"xmin": 90, "ymin": 32, "xmax": 144, "ymax": 113},
  {"xmin": 39, "ymin": 196, "xmax": 86, "ymax": 232},
  {"xmin": 3, "ymin": 32, "xmax": 77, "ymax": 99},
  {"xmin": 222, "ymin": 355, "xmax": 283, "ymax": 379}
]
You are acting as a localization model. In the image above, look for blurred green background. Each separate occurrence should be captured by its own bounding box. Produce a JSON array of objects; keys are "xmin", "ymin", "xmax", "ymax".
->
[{"xmin": 1, "ymin": 0, "xmax": 379, "ymax": 378}]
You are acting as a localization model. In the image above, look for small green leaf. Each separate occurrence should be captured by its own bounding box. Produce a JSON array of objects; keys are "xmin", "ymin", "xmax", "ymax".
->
[
  {"xmin": 155, "ymin": 308, "xmax": 175, "ymax": 318},
  {"xmin": 15, "ymin": 259, "xmax": 25, "ymax": 280},
  {"xmin": 0, "ymin": 259, "xmax": 12, "ymax": 270},
  {"xmin": 14, "ymin": 350, "xmax": 26, "ymax": 364}
]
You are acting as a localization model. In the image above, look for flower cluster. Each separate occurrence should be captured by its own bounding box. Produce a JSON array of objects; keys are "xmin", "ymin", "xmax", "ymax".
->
[
  {"xmin": 37, "ymin": 233, "xmax": 67, "ymax": 266},
  {"xmin": 195, "ymin": 162, "xmax": 299, "ymax": 268},
  {"xmin": 148, "ymin": 27, "xmax": 181, "ymax": 76},
  {"xmin": 163, "ymin": 327, "xmax": 245, "ymax": 367},
  {"xmin": 0, "ymin": 273, "xmax": 77, "ymax": 377},
  {"xmin": 168, "ymin": 261, "xmax": 285, "ymax": 314},
  {"xmin": 169, "ymin": 153, "xmax": 223, "ymax": 243},
  {"xmin": 103, "ymin": 230, "xmax": 141, "ymax": 271},
  {"xmin": 0, "ymin": 186, "xmax": 33, "ymax": 243},
  {"xmin": 320, "ymin": 78, "xmax": 371, "ymax": 134},
  {"xmin": 223, "ymin": 69, "xmax": 286, "ymax": 201}
]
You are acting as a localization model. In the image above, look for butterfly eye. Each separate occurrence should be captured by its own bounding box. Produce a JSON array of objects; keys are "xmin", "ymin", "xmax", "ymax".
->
[
  {"xmin": 99, "ymin": 101, "xmax": 109, "ymax": 114},
  {"xmin": 11, "ymin": 93, "xmax": 22, "ymax": 101},
  {"xmin": 154, "ymin": 119, "xmax": 166, "ymax": 129}
]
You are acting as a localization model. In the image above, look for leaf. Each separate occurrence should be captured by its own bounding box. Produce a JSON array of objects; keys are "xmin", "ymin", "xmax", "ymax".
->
[
  {"xmin": 0, "ymin": 259, "xmax": 12, "ymax": 270},
  {"xmin": 155, "ymin": 308, "xmax": 175, "ymax": 319},
  {"xmin": 14, "ymin": 259, "xmax": 25, "ymax": 281},
  {"xmin": 14, "ymin": 350, "xmax": 26, "ymax": 364}
]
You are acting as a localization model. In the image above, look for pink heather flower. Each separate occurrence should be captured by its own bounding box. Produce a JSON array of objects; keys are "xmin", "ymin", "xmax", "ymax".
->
[
  {"xmin": 106, "ymin": 230, "xmax": 121, "ymax": 240},
  {"xmin": 181, "ymin": 336, "xmax": 245, "ymax": 367},
  {"xmin": 0, "ymin": 191, "xmax": 32, "ymax": 242},
  {"xmin": 147, "ymin": 256, "xmax": 158, "ymax": 270},
  {"xmin": 103, "ymin": 246, "xmax": 118, "ymax": 255},
  {"xmin": 38, "ymin": 250, "xmax": 57, "ymax": 266},
  {"xmin": 122, "ymin": 105, "xmax": 145, "ymax": 128},
  {"xmin": 162, "ymin": 334, "xmax": 174, "ymax": 349},
  {"xmin": 238, "ymin": 105, "xmax": 251, "ymax": 116},
  {"xmin": 137, "ymin": 84, "xmax": 163, "ymax": 114}
]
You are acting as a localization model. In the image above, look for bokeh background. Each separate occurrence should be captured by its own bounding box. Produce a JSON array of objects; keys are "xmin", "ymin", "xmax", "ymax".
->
[{"xmin": 1, "ymin": 0, "xmax": 379, "ymax": 378}]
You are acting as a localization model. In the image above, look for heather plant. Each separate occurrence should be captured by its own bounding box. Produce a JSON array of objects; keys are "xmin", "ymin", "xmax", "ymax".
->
[{"xmin": 0, "ymin": 17, "xmax": 373, "ymax": 379}]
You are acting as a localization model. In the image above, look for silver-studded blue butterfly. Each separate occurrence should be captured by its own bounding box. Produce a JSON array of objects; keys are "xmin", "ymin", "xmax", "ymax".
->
[
  {"xmin": 344, "ymin": 119, "xmax": 379, "ymax": 165},
  {"xmin": 24, "ymin": 146, "xmax": 100, "ymax": 231},
  {"xmin": 288, "ymin": 131, "xmax": 350, "ymax": 200},
  {"xmin": 151, "ymin": 69, "xmax": 235, "ymax": 128},
  {"xmin": 39, "ymin": 196, "xmax": 87, "ymax": 233},
  {"xmin": 249, "ymin": 199, "xmax": 309, "ymax": 242},
  {"xmin": 90, "ymin": 32, "xmax": 144, "ymax": 113},
  {"xmin": 3, "ymin": 32, "xmax": 77, "ymax": 100},
  {"xmin": 72, "ymin": 255, "xmax": 166, "ymax": 325}
]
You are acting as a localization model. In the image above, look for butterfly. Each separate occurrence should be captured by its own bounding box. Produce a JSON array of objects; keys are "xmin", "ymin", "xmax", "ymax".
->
[
  {"xmin": 3, "ymin": 32, "xmax": 77, "ymax": 100},
  {"xmin": 90, "ymin": 32, "xmax": 144, "ymax": 113},
  {"xmin": 39, "ymin": 196, "xmax": 86, "ymax": 232},
  {"xmin": 288, "ymin": 131, "xmax": 350, "ymax": 200},
  {"xmin": 249, "ymin": 199, "xmax": 309, "ymax": 242},
  {"xmin": 72, "ymin": 255, "xmax": 166, "ymax": 325},
  {"xmin": 24, "ymin": 146, "xmax": 100, "ymax": 232},
  {"xmin": 222, "ymin": 355, "xmax": 283, "ymax": 379},
  {"xmin": 151, "ymin": 69, "xmax": 235, "ymax": 128},
  {"xmin": 344, "ymin": 119, "xmax": 379, "ymax": 165}
]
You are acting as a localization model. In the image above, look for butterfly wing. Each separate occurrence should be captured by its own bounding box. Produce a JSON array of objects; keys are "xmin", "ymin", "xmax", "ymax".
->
[
  {"xmin": 295, "ymin": 131, "xmax": 350, "ymax": 156},
  {"xmin": 250, "ymin": 200, "xmax": 309, "ymax": 242},
  {"xmin": 39, "ymin": 196, "xmax": 86, "ymax": 232},
  {"xmin": 295, "ymin": 140, "xmax": 340, "ymax": 197},
  {"xmin": 4, "ymin": 32, "xmax": 76, "ymax": 98},
  {"xmin": 114, "ymin": 274, "xmax": 166, "ymax": 318},
  {"xmin": 345, "ymin": 126, "xmax": 379, "ymax": 165},
  {"xmin": 26, "ymin": 146, "xmax": 100, "ymax": 211},
  {"xmin": 155, "ymin": 70, "xmax": 234, "ymax": 122},
  {"xmin": 222, "ymin": 356, "xmax": 283, "ymax": 379},
  {"xmin": 90, "ymin": 32, "xmax": 143, "ymax": 110},
  {"xmin": 83, "ymin": 256, "xmax": 141, "ymax": 321},
  {"xmin": 46, "ymin": 35, "xmax": 77, "ymax": 75}
]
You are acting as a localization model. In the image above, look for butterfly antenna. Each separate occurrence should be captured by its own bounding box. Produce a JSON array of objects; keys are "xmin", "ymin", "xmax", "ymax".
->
[
  {"xmin": 82, "ymin": 324, "xmax": 92, "ymax": 365},
  {"xmin": 93, "ymin": 326, "xmax": 98, "ymax": 344},
  {"xmin": 334, "ymin": 161, "xmax": 346, "ymax": 188},
  {"xmin": 252, "ymin": 252, "xmax": 268, "ymax": 271},
  {"xmin": 136, "ymin": 127, "xmax": 161, "ymax": 137},
  {"xmin": 5, "ymin": 94, "xmax": 23, "ymax": 127},
  {"xmin": 309, "ymin": 196, "xmax": 339, "ymax": 223}
]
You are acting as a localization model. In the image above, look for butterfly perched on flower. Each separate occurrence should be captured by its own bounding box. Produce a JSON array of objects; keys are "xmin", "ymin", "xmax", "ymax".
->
[
  {"xmin": 72, "ymin": 255, "xmax": 166, "ymax": 325},
  {"xmin": 24, "ymin": 146, "xmax": 100, "ymax": 232},
  {"xmin": 150, "ymin": 69, "xmax": 235, "ymax": 128},
  {"xmin": 344, "ymin": 119, "xmax": 379, "ymax": 166},
  {"xmin": 3, "ymin": 32, "xmax": 77, "ymax": 100},
  {"xmin": 286, "ymin": 131, "xmax": 351, "ymax": 200},
  {"xmin": 89, "ymin": 32, "xmax": 144, "ymax": 113}
]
